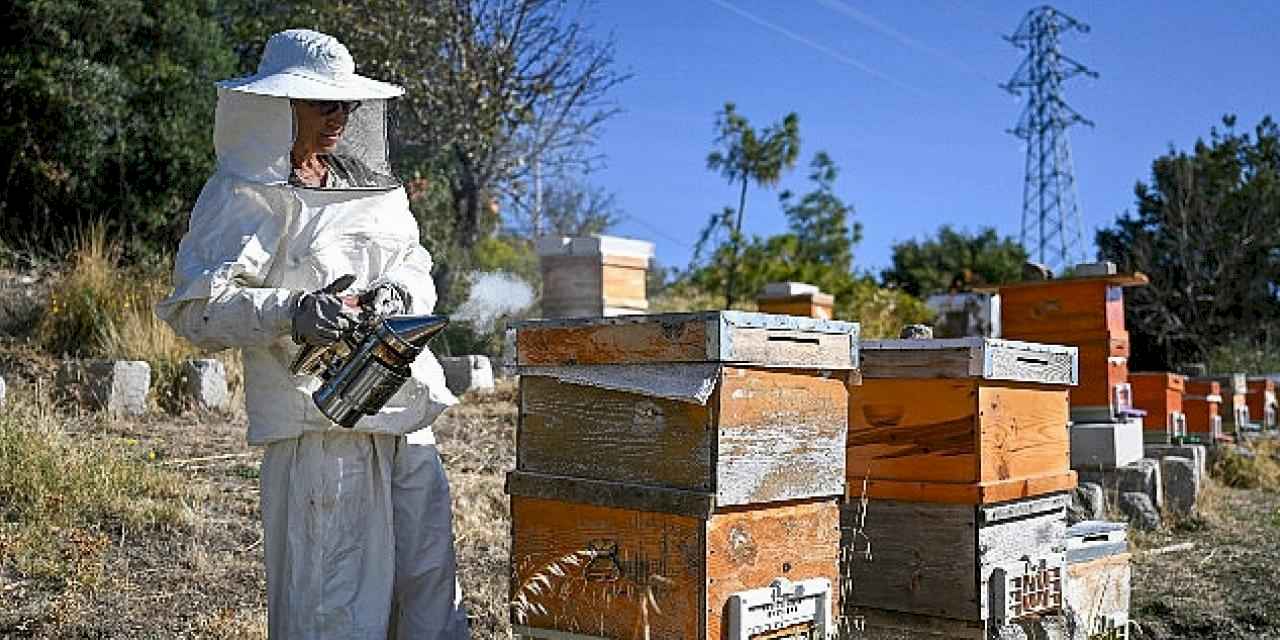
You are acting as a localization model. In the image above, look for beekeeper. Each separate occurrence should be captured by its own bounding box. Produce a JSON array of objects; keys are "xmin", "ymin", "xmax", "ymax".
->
[{"xmin": 156, "ymin": 29, "xmax": 468, "ymax": 639}]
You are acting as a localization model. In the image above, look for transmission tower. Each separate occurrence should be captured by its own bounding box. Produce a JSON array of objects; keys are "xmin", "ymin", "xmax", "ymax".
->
[{"xmin": 1001, "ymin": 5, "xmax": 1098, "ymax": 272}]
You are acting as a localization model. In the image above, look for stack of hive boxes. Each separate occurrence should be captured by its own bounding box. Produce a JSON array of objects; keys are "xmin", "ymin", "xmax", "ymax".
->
[
  {"xmin": 756, "ymin": 282, "xmax": 835, "ymax": 320},
  {"xmin": 1214, "ymin": 373, "xmax": 1250, "ymax": 435},
  {"xmin": 1246, "ymin": 376, "xmax": 1276, "ymax": 430},
  {"xmin": 536, "ymin": 235, "xmax": 655, "ymax": 319},
  {"xmin": 997, "ymin": 268, "xmax": 1149, "ymax": 471},
  {"xmin": 1183, "ymin": 378, "xmax": 1223, "ymax": 442},
  {"xmin": 505, "ymin": 311, "xmax": 860, "ymax": 639},
  {"xmin": 843, "ymin": 337, "xmax": 1083, "ymax": 638},
  {"xmin": 1129, "ymin": 372, "xmax": 1187, "ymax": 444}
]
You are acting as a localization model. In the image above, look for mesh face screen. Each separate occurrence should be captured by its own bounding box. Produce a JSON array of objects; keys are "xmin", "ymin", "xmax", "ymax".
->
[{"xmin": 294, "ymin": 99, "xmax": 399, "ymax": 191}]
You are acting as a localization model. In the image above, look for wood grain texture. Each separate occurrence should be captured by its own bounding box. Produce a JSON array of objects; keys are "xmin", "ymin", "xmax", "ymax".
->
[
  {"xmin": 705, "ymin": 499, "xmax": 841, "ymax": 639},
  {"xmin": 510, "ymin": 497, "xmax": 704, "ymax": 639},
  {"xmin": 859, "ymin": 347, "xmax": 976, "ymax": 379},
  {"xmin": 516, "ymin": 316, "xmax": 711, "ymax": 365},
  {"xmin": 848, "ymin": 471, "xmax": 1077, "ymax": 505},
  {"xmin": 518, "ymin": 376, "xmax": 716, "ymax": 492},
  {"xmin": 977, "ymin": 385, "xmax": 1070, "ymax": 483},
  {"xmin": 847, "ymin": 378, "xmax": 979, "ymax": 485},
  {"xmin": 505, "ymin": 471, "xmax": 715, "ymax": 519},
  {"xmin": 725, "ymin": 328, "xmax": 854, "ymax": 369},
  {"xmin": 1065, "ymin": 553, "xmax": 1132, "ymax": 632},
  {"xmin": 860, "ymin": 339, "xmax": 1077, "ymax": 386},
  {"xmin": 846, "ymin": 607, "xmax": 986, "ymax": 640},
  {"xmin": 842, "ymin": 499, "xmax": 979, "ymax": 620},
  {"xmin": 756, "ymin": 297, "xmax": 835, "ymax": 320},
  {"xmin": 716, "ymin": 367, "xmax": 848, "ymax": 505}
]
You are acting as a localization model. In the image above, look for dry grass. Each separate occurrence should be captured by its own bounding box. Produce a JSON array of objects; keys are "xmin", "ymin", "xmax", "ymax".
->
[{"xmin": 1212, "ymin": 437, "xmax": 1280, "ymax": 491}]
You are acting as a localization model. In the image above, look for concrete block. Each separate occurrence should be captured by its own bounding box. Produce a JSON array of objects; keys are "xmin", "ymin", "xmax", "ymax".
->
[
  {"xmin": 1068, "ymin": 483, "xmax": 1106, "ymax": 524},
  {"xmin": 440, "ymin": 355, "xmax": 495, "ymax": 396},
  {"xmin": 1072, "ymin": 261, "xmax": 1118, "ymax": 277},
  {"xmin": 1161, "ymin": 456, "xmax": 1199, "ymax": 516},
  {"xmin": 1118, "ymin": 492, "xmax": 1161, "ymax": 531},
  {"xmin": 57, "ymin": 359, "xmax": 150, "ymax": 416},
  {"xmin": 183, "ymin": 359, "xmax": 229, "ymax": 410},
  {"xmin": 1071, "ymin": 421, "xmax": 1143, "ymax": 469},
  {"xmin": 1145, "ymin": 443, "xmax": 1206, "ymax": 485}
]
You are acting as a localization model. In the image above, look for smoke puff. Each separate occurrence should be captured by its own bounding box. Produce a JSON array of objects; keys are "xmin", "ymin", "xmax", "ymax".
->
[{"xmin": 450, "ymin": 271, "xmax": 535, "ymax": 333}]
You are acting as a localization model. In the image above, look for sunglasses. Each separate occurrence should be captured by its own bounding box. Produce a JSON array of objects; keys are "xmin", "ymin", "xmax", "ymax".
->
[{"xmin": 297, "ymin": 99, "xmax": 363, "ymax": 116}]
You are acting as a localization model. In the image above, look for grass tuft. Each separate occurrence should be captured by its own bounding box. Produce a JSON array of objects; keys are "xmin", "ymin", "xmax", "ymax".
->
[
  {"xmin": 0, "ymin": 382, "xmax": 198, "ymax": 586},
  {"xmin": 1212, "ymin": 438, "xmax": 1280, "ymax": 491}
]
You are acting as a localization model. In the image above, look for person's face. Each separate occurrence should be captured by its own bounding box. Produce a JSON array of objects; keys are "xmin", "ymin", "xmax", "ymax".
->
[{"xmin": 292, "ymin": 100, "xmax": 361, "ymax": 154}]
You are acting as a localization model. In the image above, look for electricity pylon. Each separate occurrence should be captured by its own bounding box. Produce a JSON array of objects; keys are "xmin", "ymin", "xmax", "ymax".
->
[{"xmin": 1001, "ymin": 5, "xmax": 1098, "ymax": 272}]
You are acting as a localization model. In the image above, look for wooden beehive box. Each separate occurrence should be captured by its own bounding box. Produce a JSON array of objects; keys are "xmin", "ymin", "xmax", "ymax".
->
[
  {"xmin": 1247, "ymin": 377, "xmax": 1277, "ymax": 428},
  {"xmin": 756, "ymin": 282, "xmax": 835, "ymax": 320},
  {"xmin": 1065, "ymin": 521, "xmax": 1131, "ymax": 638},
  {"xmin": 997, "ymin": 274, "xmax": 1146, "ymax": 340},
  {"xmin": 1215, "ymin": 373, "xmax": 1250, "ymax": 430},
  {"xmin": 537, "ymin": 235, "xmax": 654, "ymax": 318},
  {"xmin": 1183, "ymin": 378, "xmax": 1223, "ymax": 439},
  {"xmin": 843, "ymin": 493, "xmax": 1070, "ymax": 624},
  {"xmin": 508, "ymin": 311, "xmax": 859, "ymax": 638},
  {"xmin": 847, "ymin": 338, "xmax": 1078, "ymax": 504},
  {"xmin": 1129, "ymin": 372, "xmax": 1186, "ymax": 442}
]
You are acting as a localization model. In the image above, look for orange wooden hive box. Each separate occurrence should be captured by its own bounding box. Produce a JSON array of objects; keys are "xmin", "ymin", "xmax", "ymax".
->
[
  {"xmin": 507, "ymin": 311, "xmax": 860, "ymax": 639},
  {"xmin": 1247, "ymin": 377, "xmax": 1277, "ymax": 428},
  {"xmin": 1128, "ymin": 372, "xmax": 1186, "ymax": 443},
  {"xmin": 756, "ymin": 282, "xmax": 835, "ymax": 320},
  {"xmin": 997, "ymin": 273, "xmax": 1147, "ymax": 421},
  {"xmin": 1215, "ymin": 373, "xmax": 1250, "ymax": 431},
  {"xmin": 1183, "ymin": 378, "xmax": 1223, "ymax": 440},
  {"xmin": 847, "ymin": 337, "xmax": 1078, "ymax": 505}
]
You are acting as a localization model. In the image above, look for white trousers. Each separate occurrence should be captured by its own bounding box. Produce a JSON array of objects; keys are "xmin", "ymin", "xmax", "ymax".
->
[{"xmin": 260, "ymin": 432, "xmax": 469, "ymax": 639}]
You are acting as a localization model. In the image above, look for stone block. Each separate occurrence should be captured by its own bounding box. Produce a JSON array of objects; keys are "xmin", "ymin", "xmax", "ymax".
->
[
  {"xmin": 1117, "ymin": 458, "xmax": 1162, "ymax": 509},
  {"xmin": 1161, "ymin": 456, "xmax": 1199, "ymax": 516},
  {"xmin": 183, "ymin": 359, "xmax": 229, "ymax": 410},
  {"xmin": 57, "ymin": 359, "xmax": 151, "ymax": 416},
  {"xmin": 1069, "ymin": 483, "xmax": 1106, "ymax": 524},
  {"xmin": 1118, "ymin": 492, "xmax": 1161, "ymax": 531},
  {"xmin": 1071, "ymin": 421, "xmax": 1144, "ymax": 469},
  {"xmin": 440, "ymin": 355, "xmax": 495, "ymax": 396},
  {"xmin": 1145, "ymin": 443, "xmax": 1206, "ymax": 485}
]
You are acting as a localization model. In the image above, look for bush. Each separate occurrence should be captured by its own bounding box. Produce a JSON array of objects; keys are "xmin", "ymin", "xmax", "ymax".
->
[
  {"xmin": 36, "ymin": 225, "xmax": 201, "ymax": 410},
  {"xmin": 1212, "ymin": 439, "xmax": 1280, "ymax": 491}
]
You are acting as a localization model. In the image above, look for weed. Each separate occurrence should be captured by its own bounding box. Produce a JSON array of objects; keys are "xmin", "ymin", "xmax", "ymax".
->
[{"xmin": 1211, "ymin": 439, "xmax": 1280, "ymax": 491}]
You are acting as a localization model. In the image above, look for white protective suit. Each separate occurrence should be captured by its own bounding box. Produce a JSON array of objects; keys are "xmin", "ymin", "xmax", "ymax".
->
[{"xmin": 156, "ymin": 29, "xmax": 467, "ymax": 639}]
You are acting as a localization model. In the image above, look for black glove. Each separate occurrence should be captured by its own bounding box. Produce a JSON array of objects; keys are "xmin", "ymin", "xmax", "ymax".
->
[{"xmin": 291, "ymin": 275, "xmax": 359, "ymax": 345}]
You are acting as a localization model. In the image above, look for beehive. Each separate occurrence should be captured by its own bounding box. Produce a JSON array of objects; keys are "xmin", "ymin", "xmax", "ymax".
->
[
  {"xmin": 508, "ymin": 311, "xmax": 859, "ymax": 638},
  {"xmin": 843, "ymin": 493, "xmax": 1070, "ymax": 625},
  {"xmin": 997, "ymin": 272, "xmax": 1147, "ymax": 421},
  {"xmin": 1247, "ymin": 377, "xmax": 1277, "ymax": 428},
  {"xmin": 1183, "ymin": 378, "xmax": 1223, "ymax": 440},
  {"xmin": 847, "ymin": 338, "xmax": 1078, "ymax": 504},
  {"xmin": 1129, "ymin": 372, "xmax": 1186, "ymax": 444},
  {"xmin": 1064, "ymin": 521, "xmax": 1131, "ymax": 639},
  {"xmin": 1215, "ymin": 373, "xmax": 1250, "ymax": 431},
  {"xmin": 756, "ymin": 282, "xmax": 834, "ymax": 320},
  {"xmin": 537, "ymin": 235, "xmax": 654, "ymax": 318}
]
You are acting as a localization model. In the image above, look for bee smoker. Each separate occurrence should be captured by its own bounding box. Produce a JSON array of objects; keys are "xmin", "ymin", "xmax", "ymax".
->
[{"xmin": 290, "ymin": 314, "xmax": 449, "ymax": 428}]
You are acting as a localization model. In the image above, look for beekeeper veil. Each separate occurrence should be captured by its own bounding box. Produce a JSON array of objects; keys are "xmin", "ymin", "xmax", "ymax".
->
[{"xmin": 214, "ymin": 28, "xmax": 403, "ymax": 189}]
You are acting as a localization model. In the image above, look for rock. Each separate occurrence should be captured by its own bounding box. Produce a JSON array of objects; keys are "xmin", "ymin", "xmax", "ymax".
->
[
  {"xmin": 1119, "ymin": 492, "xmax": 1161, "ymax": 531},
  {"xmin": 183, "ymin": 359, "xmax": 229, "ymax": 410},
  {"xmin": 1161, "ymin": 456, "xmax": 1199, "ymax": 516},
  {"xmin": 899, "ymin": 324, "xmax": 933, "ymax": 340},
  {"xmin": 1069, "ymin": 482, "xmax": 1106, "ymax": 523},
  {"xmin": 440, "ymin": 355, "xmax": 495, "ymax": 396},
  {"xmin": 1117, "ymin": 458, "xmax": 1162, "ymax": 509},
  {"xmin": 57, "ymin": 359, "xmax": 151, "ymax": 416}
]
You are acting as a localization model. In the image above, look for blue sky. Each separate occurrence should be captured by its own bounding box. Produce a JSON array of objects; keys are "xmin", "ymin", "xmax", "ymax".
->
[{"xmin": 577, "ymin": 1, "xmax": 1279, "ymax": 275}]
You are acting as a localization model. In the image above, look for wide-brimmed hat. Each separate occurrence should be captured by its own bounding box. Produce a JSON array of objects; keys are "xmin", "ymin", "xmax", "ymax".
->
[{"xmin": 217, "ymin": 29, "xmax": 404, "ymax": 100}]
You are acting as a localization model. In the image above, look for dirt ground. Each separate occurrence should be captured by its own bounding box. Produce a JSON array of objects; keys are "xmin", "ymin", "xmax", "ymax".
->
[{"xmin": 2, "ymin": 373, "xmax": 1279, "ymax": 638}]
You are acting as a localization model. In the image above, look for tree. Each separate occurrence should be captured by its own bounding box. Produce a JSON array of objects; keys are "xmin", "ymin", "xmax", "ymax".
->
[
  {"xmin": 881, "ymin": 226, "xmax": 1028, "ymax": 297},
  {"xmin": 695, "ymin": 102, "xmax": 801, "ymax": 308},
  {"xmin": 0, "ymin": 0, "xmax": 238, "ymax": 259},
  {"xmin": 506, "ymin": 176, "xmax": 621, "ymax": 238},
  {"xmin": 1097, "ymin": 115, "xmax": 1280, "ymax": 370}
]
